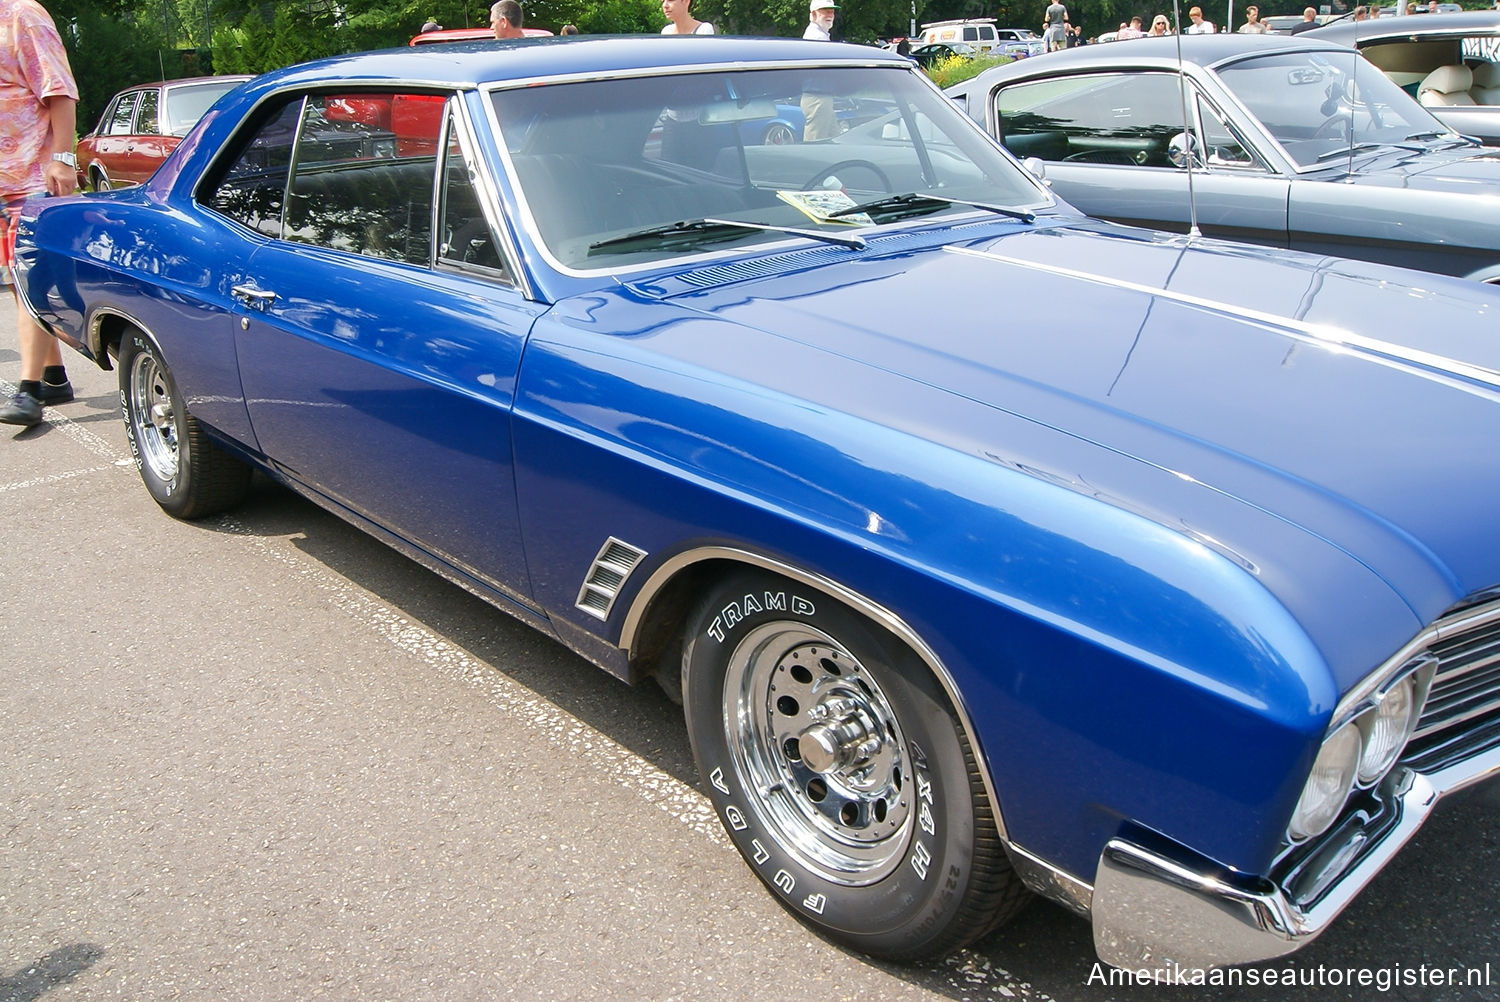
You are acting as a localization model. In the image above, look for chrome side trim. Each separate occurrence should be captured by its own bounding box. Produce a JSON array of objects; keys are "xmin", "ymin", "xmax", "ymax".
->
[
  {"xmin": 575, "ymin": 536, "xmax": 647, "ymax": 621},
  {"xmin": 617, "ymin": 545, "xmax": 1011, "ymax": 842},
  {"xmin": 946, "ymin": 245, "xmax": 1500, "ymax": 398},
  {"xmin": 1093, "ymin": 769, "xmax": 1438, "ymax": 975}
]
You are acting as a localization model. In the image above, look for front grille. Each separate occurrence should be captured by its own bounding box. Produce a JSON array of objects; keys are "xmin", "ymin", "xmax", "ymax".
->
[{"xmin": 1402, "ymin": 599, "xmax": 1500, "ymax": 773}]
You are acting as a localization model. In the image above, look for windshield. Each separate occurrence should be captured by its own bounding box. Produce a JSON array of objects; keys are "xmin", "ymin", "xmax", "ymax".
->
[
  {"xmin": 489, "ymin": 65, "xmax": 1046, "ymax": 270},
  {"xmin": 1217, "ymin": 51, "xmax": 1457, "ymax": 168}
]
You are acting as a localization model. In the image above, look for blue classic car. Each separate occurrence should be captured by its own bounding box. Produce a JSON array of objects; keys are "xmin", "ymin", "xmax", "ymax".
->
[
  {"xmin": 950, "ymin": 34, "xmax": 1500, "ymax": 284},
  {"xmin": 14, "ymin": 36, "xmax": 1500, "ymax": 973}
]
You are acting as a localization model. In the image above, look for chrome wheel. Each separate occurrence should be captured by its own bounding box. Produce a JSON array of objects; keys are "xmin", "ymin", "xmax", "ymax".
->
[
  {"xmin": 724, "ymin": 621, "xmax": 912, "ymax": 885},
  {"xmin": 762, "ymin": 122, "xmax": 797, "ymax": 146},
  {"xmin": 127, "ymin": 348, "xmax": 178, "ymax": 484}
]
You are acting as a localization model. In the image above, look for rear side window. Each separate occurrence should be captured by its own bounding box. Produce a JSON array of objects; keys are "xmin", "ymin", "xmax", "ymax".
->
[
  {"xmin": 202, "ymin": 90, "xmax": 503, "ymax": 273},
  {"xmin": 995, "ymin": 72, "xmax": 1191, "ymax": 167},
  {"xmin": 106, "ymin": 92, "xmax": 140, "ymax": 135},
  {"xmin": 135, "ymin": 89, "xmax": 160, "ymax": 136}
]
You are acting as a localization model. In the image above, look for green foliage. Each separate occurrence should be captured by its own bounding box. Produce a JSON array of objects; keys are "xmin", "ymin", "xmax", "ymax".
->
[{"xmin": 924, "ymin": 52, "xmax": 1009, "ymax": 87}]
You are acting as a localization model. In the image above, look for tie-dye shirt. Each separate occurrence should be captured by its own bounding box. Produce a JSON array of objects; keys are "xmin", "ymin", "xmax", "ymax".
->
[{"xmin": 0, "ymin": 0, "xmax": 78, "ymax": 199}]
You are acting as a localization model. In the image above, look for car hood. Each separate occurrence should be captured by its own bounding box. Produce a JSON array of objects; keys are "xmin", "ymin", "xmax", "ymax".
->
[
  {"xmin": 1349, "ymin": 143, "xmax": 1500, "ymax": 189},
  {"xmin": 641, "ymin": 220, "xmax": 1500, "ymax": 680}
]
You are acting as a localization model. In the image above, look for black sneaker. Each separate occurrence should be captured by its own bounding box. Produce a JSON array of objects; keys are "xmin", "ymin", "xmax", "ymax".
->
[
  {"xmin": 37, "ymin": 379, "xmax": 74, "ymax": 404},
  {"xmin": 0, "ymin": 390, "xmax": 43, "ymax": 427}
]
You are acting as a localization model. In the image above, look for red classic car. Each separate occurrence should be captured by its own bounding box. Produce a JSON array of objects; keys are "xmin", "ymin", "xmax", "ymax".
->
[{"xmin": 76, "ymin": 76, "xmax": 252, "ymax": 190}]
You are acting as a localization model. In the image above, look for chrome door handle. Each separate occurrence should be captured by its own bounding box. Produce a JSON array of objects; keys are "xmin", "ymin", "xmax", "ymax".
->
[{"xmin": 231, "ymin": 284, "xmax": 278, "ymax": 311}]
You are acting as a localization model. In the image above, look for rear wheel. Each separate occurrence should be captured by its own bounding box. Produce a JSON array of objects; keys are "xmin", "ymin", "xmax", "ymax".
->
[
  {"xmin": 682, "ymin": 568, "xmax": 1026, "ymax": 959},
  {"xmin": 119, "ymin": 331, "xmax": 250, "ymax": 520},
  {"xmin": 762, "ymin": 122, "xmax": 797, "ymax": 146}
]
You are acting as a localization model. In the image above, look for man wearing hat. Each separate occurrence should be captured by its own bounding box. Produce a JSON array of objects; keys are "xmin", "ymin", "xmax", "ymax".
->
[
  {"xmin": 800, "ymin": 2, "xmax": 838, "ymax": 142},
  {"xmin": 804, "ymin": 1, "xmax": 837, "ymax": 41}
]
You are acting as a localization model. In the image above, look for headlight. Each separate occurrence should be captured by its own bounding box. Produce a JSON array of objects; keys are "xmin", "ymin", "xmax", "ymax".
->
[
  {"xmin": 1355, "ymin": 672, "xmax": 1422, "ymax": 787},
  {"xmin": 1288, "ymin": 722, "xmax": 1360, "ymax": 842}
]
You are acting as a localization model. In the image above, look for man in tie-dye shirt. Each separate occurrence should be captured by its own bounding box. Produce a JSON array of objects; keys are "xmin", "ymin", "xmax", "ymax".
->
[{"xmin": 0, "ymin": 0, "xmax": 78, "ymax": 427}]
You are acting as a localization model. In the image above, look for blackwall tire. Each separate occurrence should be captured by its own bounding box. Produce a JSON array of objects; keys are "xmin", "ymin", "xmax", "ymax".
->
[
  {"xmin": 119, "ymin": 331, "xmax": 250, "ymax": 520},
  {"xmin": 682, "ymin": 569, "xmax": 1027, "ymax": 959}
]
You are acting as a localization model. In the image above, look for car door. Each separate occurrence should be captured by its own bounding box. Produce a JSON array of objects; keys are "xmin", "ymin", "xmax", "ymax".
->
[
  {"xmin": 216, "ymin": 90, "xmax": 545, "ymax": 606},
  {"xmin": 121, "ymin": 87, "xmax": 172, "ymax": 185},
  {"xmin": 990, "ymin": 70, "xmax": 1292, "ymax": 247},
  {"xmin": 87, "ymin": 90, "xmax": 141, "ymax": 186}
]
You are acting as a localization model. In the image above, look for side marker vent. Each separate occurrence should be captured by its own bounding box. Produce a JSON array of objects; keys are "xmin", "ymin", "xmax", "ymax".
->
[{"xmin": 575, "ymin": 537, "xmax": 648, "ymax": 621}]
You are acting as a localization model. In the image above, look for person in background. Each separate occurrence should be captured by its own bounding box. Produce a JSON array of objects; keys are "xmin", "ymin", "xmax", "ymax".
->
[
  {"xmin": 560, "ymin": 23, "xmax": 579, "ymax": 34},
  {"xmin": 801, "ymin": 2, "xmax": 837, "ymax": 142},
  {"xmin": 1043, "ymin": 1, "xmax": 1070, "ymax": 52},
  {"xmin": 490, "ymin": 1, "xmax": 524, "ymax": 39},
  {"xmin": 1185, "ymin": 6, "xmax": 1216, "ymax": 32},
  {"xmin": 1148, "ymin": 14, "xmax": 1172, "ymax": 35},
  {"xmin": 0, "ymin": 0, "xmax": 79, "ymax": 428},
  {"xmin": 1119, "ymin": 15, "xmax": 1146, "ymax": 38},
  {"xmin": 1290, "ymin": 7, "xmax": 1320, "ymax": 33},
  {"xmin": 420, "ymin": 18, "xmax": 442, "ymax": 33},
  {"xmin": 1238, "ymin": 5, "xmax": 1267, "ymax": 32},
  {"xmin": 803, "ymin": 1, "xmax": 836, "ymax": 41},
  {"xmin": 661, "ymin": 0, "xmax": 714, "ymax": 34}
]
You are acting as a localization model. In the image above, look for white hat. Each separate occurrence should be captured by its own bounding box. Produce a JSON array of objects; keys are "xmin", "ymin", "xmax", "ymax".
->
[{"xmin": 810, "ymin": 0, "xmax": 837, "ymax": 10}]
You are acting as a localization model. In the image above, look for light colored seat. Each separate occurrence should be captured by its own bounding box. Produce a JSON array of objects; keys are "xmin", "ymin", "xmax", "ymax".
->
[
  {"xmin": 1419, "ymin": 65, "xmax": 1476, "ymax": 106},
  {"xmin": 1471, "ymin": 62, "xmax": 1500, "ymax": 105}
]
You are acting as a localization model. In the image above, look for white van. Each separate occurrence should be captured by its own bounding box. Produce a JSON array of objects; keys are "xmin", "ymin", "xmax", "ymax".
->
[{"xmin": 918, "ymin": 18, "xmax": 1002, "ymax": 53}]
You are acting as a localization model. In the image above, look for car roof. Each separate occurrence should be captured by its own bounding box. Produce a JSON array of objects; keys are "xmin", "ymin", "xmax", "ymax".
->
[
  {"xmin": 250, "ymin": 36, "xmax": 911, "ymax": 94},
  {"xmin": 410, "ymin": 26, "xmax": 554, "ymax": 44},
  {"xmin": 1309, "ymin": 10, "xmax": 1500, "ymax": 44},
  {"xmin": 968, "ymin": 33, "xmax": 1347, "ymax": 85}
]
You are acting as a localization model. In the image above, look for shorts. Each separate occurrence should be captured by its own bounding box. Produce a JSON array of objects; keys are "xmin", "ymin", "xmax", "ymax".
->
[{"xmin": 1, "ymin": 195, "xmax": 36, "ymax": 271}]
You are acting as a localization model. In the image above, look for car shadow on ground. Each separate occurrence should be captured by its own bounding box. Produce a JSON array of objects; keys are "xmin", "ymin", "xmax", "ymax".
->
[{"xmin": 204, "ymin": 474, "xmax": 701, "ymax": 789}]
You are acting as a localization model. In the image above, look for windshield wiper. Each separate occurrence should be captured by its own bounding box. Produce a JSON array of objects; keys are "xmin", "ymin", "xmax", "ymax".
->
[
  {"xmin": 588, "ymin": 217, "xmax": 864, "ymax": 255},
  {"xmin": 1313, "ymin": 142, "xmax": 1388, "ymax": 163},
  {"xmin": 830, "ymin": 192, "xmax": 1036, "ymax": 224}
]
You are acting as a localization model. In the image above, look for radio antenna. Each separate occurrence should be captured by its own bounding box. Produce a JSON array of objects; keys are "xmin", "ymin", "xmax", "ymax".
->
[{"xmin": 1170, "ymin": 0, "xmax": 1202, "ymax": 238}]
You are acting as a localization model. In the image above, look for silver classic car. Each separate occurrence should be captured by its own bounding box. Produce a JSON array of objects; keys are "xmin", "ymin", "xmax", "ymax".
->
[{"xmin": 951, "ymin": 34, "xmax": 1500, "ymax": 284}]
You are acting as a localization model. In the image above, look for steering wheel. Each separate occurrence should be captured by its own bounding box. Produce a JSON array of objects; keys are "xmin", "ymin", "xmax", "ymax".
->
[
  {"xmin": 802, "ymin": 159, "xmax": 894, "ymax": 194},
  {"xmin": 1062, "ymin": 148, "xmax": 1146, "ymax": 165},
  {"xmin": 1313, "ymin": 115, "xmax": 1353, "ymax": 144},
  {"xmin": 444, "ymin": 218, "xmax": 500, "ymax": 267}
]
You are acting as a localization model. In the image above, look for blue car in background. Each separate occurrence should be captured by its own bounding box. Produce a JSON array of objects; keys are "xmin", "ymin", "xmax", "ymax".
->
[{"xmin": 15, "ymin": 35, "xmax": 1500, "ymax": 973}]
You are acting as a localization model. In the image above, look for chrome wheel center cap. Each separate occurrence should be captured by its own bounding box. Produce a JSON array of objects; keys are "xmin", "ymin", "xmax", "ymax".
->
[{"xmin": 798, "ymin": 697, "xmax": 883, "ymax": 775}]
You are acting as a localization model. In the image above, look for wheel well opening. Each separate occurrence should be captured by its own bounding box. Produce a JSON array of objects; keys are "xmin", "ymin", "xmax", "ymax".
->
[{"xmin": 91, "ymin": 313, "xmax": 132, "ymax": 370}]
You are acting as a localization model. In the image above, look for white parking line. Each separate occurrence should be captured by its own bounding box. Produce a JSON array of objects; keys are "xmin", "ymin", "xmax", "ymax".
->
[{"xmin": 0, "ymin": 376, "xmax": 131, "ymax": 464}]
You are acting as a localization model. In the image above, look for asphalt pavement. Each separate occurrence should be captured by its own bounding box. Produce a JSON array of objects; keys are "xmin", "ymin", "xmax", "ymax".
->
[{"xmin": 2, "ymin": 304, "xmax": 1496, "ymax": 1002}]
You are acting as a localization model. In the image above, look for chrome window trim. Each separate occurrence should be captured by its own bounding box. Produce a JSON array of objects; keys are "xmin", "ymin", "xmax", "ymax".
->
[
  {"xmin": 617, "ymin": 544, "xmax": 1011, "ymax": 843},
  {"xmin": 443, "ymin": 92, "xmax": 533, "ymax": 297}
]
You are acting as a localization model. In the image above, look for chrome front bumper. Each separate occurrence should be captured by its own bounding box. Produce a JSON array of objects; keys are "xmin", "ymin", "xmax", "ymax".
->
[{"xmin": 1090, "ymin": 742, "xmax": 1500, "ymax": 977}]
